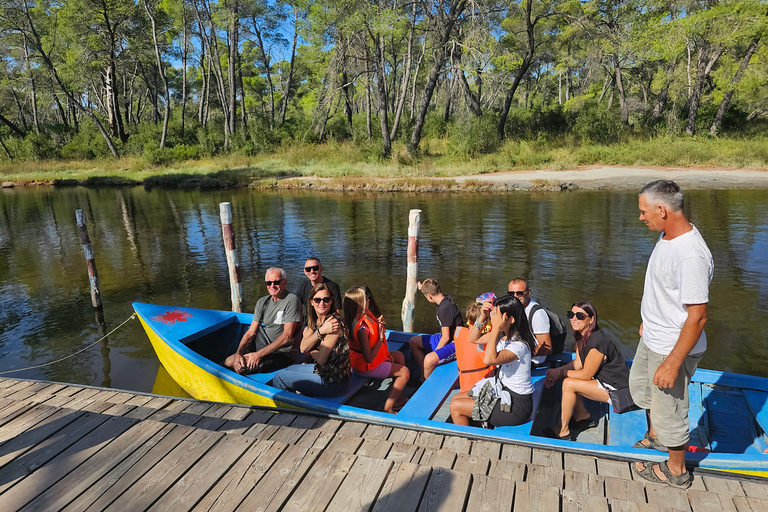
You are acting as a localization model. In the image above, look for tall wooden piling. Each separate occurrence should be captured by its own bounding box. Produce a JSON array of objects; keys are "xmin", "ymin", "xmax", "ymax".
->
[
  {"xmin": 76, "ymin": 209, "xmax": 102, "ymax": 309},
  {"xmin": 219, "ymin": 202, "xmax": 243, "ymax": 313},
  {"xmin": 401, "ymin": 209, "xmax": 421, "ymax": 332}
]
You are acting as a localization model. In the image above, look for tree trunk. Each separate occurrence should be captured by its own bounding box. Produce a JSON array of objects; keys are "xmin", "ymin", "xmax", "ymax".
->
[
  {"xmin": 390, "ymin": 0, "xmax": 417, "ymax": 139},
  {"xmin": 228, "ymin": 0, "xmax": 239, "ymax": 137},
  {"xmin": 710, "ymin": 37, "xmax": 760, "ymax": 136},
  {"xmin": 143, "ymin": 0, "xmax": 171, "ymax": 148},
  {"xmin": 409, "ymin": 0, "xmax": 466, "ymax": 153},
  {"xmin": 11, "ymin": 89, "xmax": 28, "ymax": 132},
  {"xmin": 652, "ymin": 56, "xmax": 677, "ymax": 123},
  {"xmin": 373, "ymin": 34, "xmax": 392, "ymax": 157},
  {"xmin": 409, "ymin": 40, "xmax": 426, "ymax": 121},
  {"xmin": 365, "ymin": 52, "xmax": 372, "ymax": 139},
  {"xmin": 0, "ymin": 111, "xmax": 26, "ymax": 137},
  {"xmin": 614, "ymin": 53, "xmax": 628, "ymax": 125},
  {"xmin": 181, "ymin": 7, "xmax": 188, "ymax": 137},
  {"xmin": 278, "ymin": 6, "xmax": 298, "ymax": 125},
  {"xmin": 686, "ymin": 41, "xmax": 724, "ymax": 135},
  {"xmin": 22, "ymin": 34, "xmax": 39, "ymax": 134},
  {"xmin": 597, "ymin": 72, "xmax": 611, "ymax": 104},
  {"xmin": 253, "ymin": 19, "xmax": 275, "ymax": 128}
]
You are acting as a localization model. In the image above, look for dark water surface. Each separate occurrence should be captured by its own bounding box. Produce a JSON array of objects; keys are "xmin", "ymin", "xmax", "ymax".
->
[{"xmin": 1, "ymin": 186, "xmax": 767, "ymax": 394}]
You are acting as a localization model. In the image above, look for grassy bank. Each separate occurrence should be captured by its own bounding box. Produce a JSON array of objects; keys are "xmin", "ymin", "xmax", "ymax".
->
[{"xmin": 2, "ymin": 135, "xmax": 768, "ymax": 189}]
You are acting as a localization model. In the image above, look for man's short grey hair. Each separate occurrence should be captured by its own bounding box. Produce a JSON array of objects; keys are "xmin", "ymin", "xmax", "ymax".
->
[
  {"xmin": 265, "ymin": 267, "xmax": 287, "ymax": 281},
  {"xmin": 639, "ymin": 180, "xmax": 684, "ymax": 212}
]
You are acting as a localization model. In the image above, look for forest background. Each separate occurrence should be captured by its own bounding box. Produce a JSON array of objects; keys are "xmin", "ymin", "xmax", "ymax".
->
[{"xmin": 1, "ymin": 0, "xmax": 768, "ymax": 184}]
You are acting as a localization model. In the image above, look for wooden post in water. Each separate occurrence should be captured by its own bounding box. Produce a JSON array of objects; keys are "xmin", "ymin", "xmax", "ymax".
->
[
  {"xmin": 219, "ymin": 202, "xmax": 243, "ymax": 312},
  {"xmin": 401, "ymin": 209, "xmax": 421, "ymax": 332},
  {"xmin": 76, "ymin": 209, "xmax": 102, "ymax": 309}
]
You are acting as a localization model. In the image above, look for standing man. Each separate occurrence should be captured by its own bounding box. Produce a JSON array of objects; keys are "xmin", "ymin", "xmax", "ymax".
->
[
  {"xmin": 295, "ymin": 257, "xmax": 342, "ymax": 325},
  {"xmin": 224, "ymin": 267, "xmax": 302, "ymax": 374},
  {"xmin": 630, "ymin": 180, "xmax": 713, "ymax": 489},
  {"xmin": 507, "ymin": 278, "xmax": 552, "ymax": 365}
]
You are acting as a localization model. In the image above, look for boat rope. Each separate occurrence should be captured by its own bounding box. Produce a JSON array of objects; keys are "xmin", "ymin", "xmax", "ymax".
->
[{"xmin": 0, "ymin": 313, "xmax": 137, "ymax": 376}]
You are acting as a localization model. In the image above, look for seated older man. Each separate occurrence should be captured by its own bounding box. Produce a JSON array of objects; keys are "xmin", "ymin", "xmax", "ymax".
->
[{"xmin": 224, "ymin": 267, "xmax": 302, "ymax": 374}]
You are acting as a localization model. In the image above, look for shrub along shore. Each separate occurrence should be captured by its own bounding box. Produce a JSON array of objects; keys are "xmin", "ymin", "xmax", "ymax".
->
[{"xmin": 3, "ymin": 135, "xmax": 768, "ymax": 192}]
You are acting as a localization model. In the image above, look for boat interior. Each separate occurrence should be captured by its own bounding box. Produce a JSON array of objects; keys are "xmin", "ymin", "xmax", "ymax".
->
[{"xmin": 183, "ymin": 317, "xmax": 768, "ymax": 457}]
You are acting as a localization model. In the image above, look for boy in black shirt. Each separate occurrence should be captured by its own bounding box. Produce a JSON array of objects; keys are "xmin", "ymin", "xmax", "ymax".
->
[{"xmin": 408, "ymin": 278, "xmax": 464, "ymax": 380}]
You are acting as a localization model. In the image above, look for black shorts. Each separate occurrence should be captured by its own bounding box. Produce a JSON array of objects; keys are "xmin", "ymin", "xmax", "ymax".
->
[{"xmin": 489, "ymin": 390, "xmax": 533, "ymax": 427}]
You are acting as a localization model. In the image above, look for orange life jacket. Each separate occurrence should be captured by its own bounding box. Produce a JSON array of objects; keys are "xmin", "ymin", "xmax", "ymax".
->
[
  {"xmin": 454, "ymin": 325, "xmax": 493, "ymax": 392},
  {"xmin": 349, "ymin": 313, "xmax": 390, "ymax": 373}
]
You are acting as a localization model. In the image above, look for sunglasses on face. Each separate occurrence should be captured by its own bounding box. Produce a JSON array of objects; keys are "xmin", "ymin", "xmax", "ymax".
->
[
  {"xmin": 265, "ymin": 279, "xmax": 284, "ymax": 286},
  {"xmin": 566, "ymin": 311, "xmax": 589, "ymax": 320},
  {"xmin": 304, "ymin": 265, "xmax": 320, "ymax": 272},
  {"xmin": 507, "ymin": 290, "xmax": 527, "ymax": 297},
  {"xmin": 312, "ymin": 296, "xmax": 332, "ymax": 304}
]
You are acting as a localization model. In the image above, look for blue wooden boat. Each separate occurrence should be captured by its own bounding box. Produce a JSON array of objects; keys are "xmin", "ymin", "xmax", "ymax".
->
[{"xmin": 133, "ymin": 302, "xmax": 768, "ymax": 478}]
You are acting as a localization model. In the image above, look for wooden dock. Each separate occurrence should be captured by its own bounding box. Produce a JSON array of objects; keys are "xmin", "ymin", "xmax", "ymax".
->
[{"xmin": 0, "ymin": 377, "xmax": 767, "ymax": 512}]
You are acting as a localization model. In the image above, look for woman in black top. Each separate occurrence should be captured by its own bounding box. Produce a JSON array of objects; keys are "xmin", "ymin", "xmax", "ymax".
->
[{"xmin": 543, "ymin": 301, "xmax": 630, "ymax": 440}]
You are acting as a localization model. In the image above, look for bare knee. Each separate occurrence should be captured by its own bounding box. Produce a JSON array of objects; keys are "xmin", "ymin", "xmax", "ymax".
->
[
  {"xmin": 424, "ymin": 352, "xmax": 439, "ymax": 370},
  {"xmin": 562, "ymin": 377, "xmax": 577, "ymax": 393},
  {"xmin": 409, "ymin": 336, "xmax": 422, "ymax": 350}
]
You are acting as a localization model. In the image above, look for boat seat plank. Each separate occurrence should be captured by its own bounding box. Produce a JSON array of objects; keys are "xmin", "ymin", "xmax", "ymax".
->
[
  {"xmin": 492, "ymin": 375, "xmax": 546, "ymax": 437},
  {"xmin": 397, "ymin": 362, "xmax": 459, "ymax": 420},
  {"xmin": 607, "ymin": 408, "xmax": 647, "ymax": 448},
  {"xmin": 741, "ymin": 389, "xmax": 768, "ymax": 451},
  {"xmin": 689, "ymin": 382, "xmax": 711, "ymax": 450}
]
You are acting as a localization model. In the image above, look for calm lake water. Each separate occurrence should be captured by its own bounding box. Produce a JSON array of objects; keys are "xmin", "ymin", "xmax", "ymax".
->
[{"xmin": 1, "ymin": 186, "xmax": 767, "ymax": 395}]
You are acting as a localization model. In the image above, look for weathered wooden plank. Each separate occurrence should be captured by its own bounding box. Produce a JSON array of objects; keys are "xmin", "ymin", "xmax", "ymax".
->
[
  {"xmin": 688, "ymin": 489, "xmax": 737, "ymax": 512},
  {"xmin": 532, "ymin": 448, "xmax": 564, "ymax": 469},
  {"xmin": 327, "ymin": 434, "xmax": 365, "ymax": 454},
  {"xmin": 389, "ymin": 428, "xmax": 418, "ymax": 444},
  {"xmin": 471, "ymin": 440, "xmax": 501, "ymax": 459},
  {"xmin": 198, "ymin": 403, "xmax": 231, "ymax": 418},
  {"xmin": 184, "ymin": 402, "xmax": 215, "ymax": 416},
  {"xmin": 565, "ymin": 470, "xmax": 591, "ymax": 495},
  {"xmin": 372, "ymin": 462, "xmax": 432, "ymax": 512},
  {"xmin": 287, "ymin": 414, "xmax": 318, "ymax": 429},
  {"xmin": 101, "ymin": 428, "xmax": 225, "ymax": 512},
  {"xmin": 294, "ymin": 429, "xmax": 322, "ymax": 448},
  {"xmin": 740, "ymin": 480, "xmax": 768, "ymax": 500},
  {"xmin": 526, "ymin": 463, "xmax": 564, "ymax": 489},
  {"xmin": 562, "ymin": 488, "xmax": 609, "ymax": 512},
  {"xmin": 589, "ymin": 474, "xmax": 606, "ymax": 496},
  {"xmin": 0, "ymin": 404, "xmax": 58, "ymax": 445},
  {"xmin": 104, "ymin": 392, "xmax": 135, "ymax": 404},
  {"xmin": 0, "ymin": 380, "xmax": 35, "ymax": 397},
  {"xmin": 604, "ymin": 476, "xmax": 646, "ymax": 502},
  {"xmin": 500, "ymin": 443, "xmax": 532, "ymax": 464},
  {"xmin": 309, "ymin": 417, "xmax": 341, "ymax": 433},
  {"xmin": 453, "ymin": 452, "xmax": 489, "ymax": 475},
  {"xmin": 0, "ymin": 407, "xmax": 84, "ymax": 469},
  {"xmin": 597, "ymin": 458, "xmax": 631, "ymax": 479},
  {"xmin": 357, "ymin": 439, "xmax": 393, "ymax": 459},
  {"xmin": 364, "ymin": 424, "xmax": 393, "ymax": 441},
  {"xmin": 702, "ymin": 476, "xmax": 745, "ymax": 495},
  {"xmin": 124, "ymin": 405, "xmax": 162, "ymax": 421},
  {"xmin": 513, "ymin": 482, "xmax": 561, "ymax": 511},
  {"xmin": 488, "ymin": 459, "xmax": 526, "ymax": 481},
  {"xmin": 148, "ymin": 434, "xmax": 256, "ymax": 512},
  {"xmin": 102, "ymin": 403, "xmax": 137, "ymax": 417},
  {"xmin": 236, "ymin": 444, "xmax": 324, "ymax": 512},
  {"xmin": 123, "ymin": 394, "xmax": 155, "ymax": 407},
  {"xmin": 0, "ymin": 415, "xmax": 138, "ymax": 510},
  {"xmin": 564, "ymin": 453, "xmax": 597, "ymax": 474},
  {"xmin": 415, "ymin": 432, "xmax": 444, "ymax": 450},
  {"xmin": 248, "ymin": 423, "xmax": 280, "ymax": 440},
  {"xmin": 219, "ymin": 406, "xmax": 252, "ymax": 421},
  {"xmin": 608, "ymin": 499, "xmax": 661, "ymax": 512},
  {"xmin": 418, "ymin": 467, "xmax": 472, "ymax": 512},
  {"xmin": 68, "ymin": 424, "xmax": 198, "ymax": 512},
  {"xmin": 216, "ymin": 419, "xmax": 253, "ymax": 436},
  {"xmin": 191, "ymin": 440, "xmax": 287, "ymax": 512},
  {"xmin": 387, "ymin": 442, "xmax": 424, "ymax": 463},
  {"xmin": 269, "ymin": 426, "xmax": 307, "ymax": 445},
  {"xmin": 0, "ymin": 400, "xmax": 34, "ymax": 427},
  {"xmin": 466, "ymin": 475, "xmax": 514, "ymax": 512},
  {"xmin": 645, "ymin": 483, "xmax": 692, "ymax": 511},
  {"xmin": 267, "ymin": 412, "xmax": 297, "ymax": 426},
  {"xmin": 338, "ymin": 421, "xmax": 368, "ymax": 438},
  {"xmin": 79, "ymin": 400, "xmax": 116, "ymax": 414},
  {"xmin": 194, "ymin": 416, "xmax": 229, "ymax": 431},
  {"xmin": 442, "ymin": 436, "xmax": 472, "ymax": 455},
  {"xmin": 327, "ymin": 456, "xmax": 394, "ymax": 511},
  {"xmin": 422, "ymin": 448, "xmax": 459, "ymax": 470},
  {"xmin": 731, "ymin": 496, "xmax": 753, "ymax": 512},
  {"xmin": 18, "ymin": 420, "xmax": 170, "ymax": 512},
  {"xmin": 311, "ymin": 431, "xmax": 335, "ymax": 450}
]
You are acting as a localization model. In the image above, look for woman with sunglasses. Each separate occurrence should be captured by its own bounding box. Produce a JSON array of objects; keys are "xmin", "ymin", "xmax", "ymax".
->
[
  {"xmin": 543, "ymin": 301, "xmax": 631, "ymax": 440},
  {"xmin": 449, "ymin": 295, "xmax": 536, "ymax": 427},
  {"xmin": 272, "ymin": 283, "xmax": 351, "ymax": 397}
]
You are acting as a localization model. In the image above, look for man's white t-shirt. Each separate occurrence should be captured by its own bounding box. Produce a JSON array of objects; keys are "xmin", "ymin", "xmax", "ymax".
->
[
  {"xmin": 640, "ymin": 225, "xmax": 713, "ymax": 356},
  {"xmin": 525, "ymin": 300, "xmax": 550, "ymax": 365}
]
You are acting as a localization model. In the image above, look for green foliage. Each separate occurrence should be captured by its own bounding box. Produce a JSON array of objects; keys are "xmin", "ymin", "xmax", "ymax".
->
[
  {"xmin": 566, "ymin": 99, "xmax": 626, "ymax": 144},
  {"xmin": 447, "ymin": 114, "xmax": 501, "ymax": 157},
  {"xmin": 7, "ymin": 132, "xmax": 61, "ymax": 160}
]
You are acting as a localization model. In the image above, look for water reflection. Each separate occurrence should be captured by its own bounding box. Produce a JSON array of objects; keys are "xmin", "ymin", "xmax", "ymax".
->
[{"xmin": 0, "ymin": 186, "xmax": 766, "ymax": 393}]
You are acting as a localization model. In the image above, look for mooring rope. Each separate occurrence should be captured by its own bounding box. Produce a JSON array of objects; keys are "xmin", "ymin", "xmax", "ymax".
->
[{"xmin": 0, "ymin": 313, "xmax": 137, "ymax": 376}]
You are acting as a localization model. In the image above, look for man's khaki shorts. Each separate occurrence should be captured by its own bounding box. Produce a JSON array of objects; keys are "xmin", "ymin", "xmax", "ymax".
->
[{"xmin": 629, "ymin": 339, "xmax": 704, "ymax": 448}]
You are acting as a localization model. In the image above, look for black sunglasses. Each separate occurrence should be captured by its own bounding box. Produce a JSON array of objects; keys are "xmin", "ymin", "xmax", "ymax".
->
[
  {"xmin": 566, "ymin": 311, "xmax": 589, "ymax": 320},
  {"xmin": 312, "ymin": 296, "xmax": 332, "ymax": 304},
  {"xmin": 265, "ymin": 279, "xmax": 284, "ymax": 286},
  {"xmin": 507, "ymin": 290, "xmax": 527, "ymax": 297},
  {"xmin": 304, "ymin": 265, "xmax": 320, "ymax": 272}
]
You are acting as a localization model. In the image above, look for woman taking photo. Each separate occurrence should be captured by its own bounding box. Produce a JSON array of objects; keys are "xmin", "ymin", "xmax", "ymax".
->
[
  {"xmin": 344, "ymin": 285, "xmax": 410, "ymax": 413},
  {"xmin": 543, "ymin": 301, "xmax": 631, "ymax": 440},
  {"xmin": 449, "ymin": 295, "xmax": 536, "ymax": 427},
  {"xmin": 272, "ymin": 283, "xmax": 351, "ymax": 397}
]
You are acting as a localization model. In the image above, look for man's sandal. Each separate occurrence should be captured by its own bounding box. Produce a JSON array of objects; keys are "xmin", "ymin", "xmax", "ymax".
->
[
  {"xmin": 632, "ymin": 460, "xmax": 692, "ymax": 489},
  {"xmin": 633, "ymin": 431, "xmax": 669, "ymax": 453}
]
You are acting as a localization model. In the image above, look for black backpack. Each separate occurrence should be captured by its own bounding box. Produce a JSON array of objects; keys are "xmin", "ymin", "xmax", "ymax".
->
[{"xmin": 528, "ymin": 303, "xmax": 568, "ymax": 355}]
